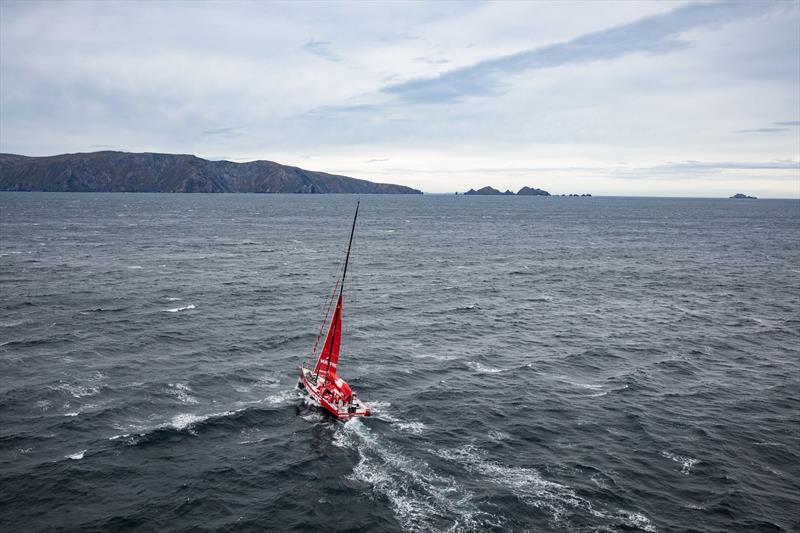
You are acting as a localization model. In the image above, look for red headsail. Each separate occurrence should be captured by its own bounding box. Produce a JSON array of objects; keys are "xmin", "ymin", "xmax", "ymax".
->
[{"xmin": 314, "ymin": 292, "xmax": 343, "ymax": 375}]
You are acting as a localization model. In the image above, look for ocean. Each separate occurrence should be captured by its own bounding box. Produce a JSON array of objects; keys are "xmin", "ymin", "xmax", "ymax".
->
[{"xmin": 1, "ymin": 192, "xmax": 798, "ymax": 532}]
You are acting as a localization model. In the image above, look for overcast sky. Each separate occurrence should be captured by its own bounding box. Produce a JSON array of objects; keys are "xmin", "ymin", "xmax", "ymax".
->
[{"xmin": 1, "ymin": 0, "xmax": 799, "ymax": 196}]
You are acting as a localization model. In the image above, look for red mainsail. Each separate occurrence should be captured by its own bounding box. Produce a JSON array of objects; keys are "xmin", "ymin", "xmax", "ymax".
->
[{"xmin": 313, "ymin": 292, "xmax": 343, "ymax": 375}]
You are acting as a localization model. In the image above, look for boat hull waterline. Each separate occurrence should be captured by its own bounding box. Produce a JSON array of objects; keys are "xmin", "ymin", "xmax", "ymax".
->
[{"xmin": 298, "ymin": 368, "xmax": 370, "ymax": 420}]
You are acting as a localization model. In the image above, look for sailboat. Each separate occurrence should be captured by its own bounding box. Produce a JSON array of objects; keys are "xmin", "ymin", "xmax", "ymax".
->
[{"xmin": 298, "ymin": 200, "xmax": 370, "ymax": 420}]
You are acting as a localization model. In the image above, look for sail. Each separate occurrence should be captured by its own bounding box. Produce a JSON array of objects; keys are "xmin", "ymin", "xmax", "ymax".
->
[{"xmin": 314, "ymin": 292, "xmax": 343, "ymax": 375}]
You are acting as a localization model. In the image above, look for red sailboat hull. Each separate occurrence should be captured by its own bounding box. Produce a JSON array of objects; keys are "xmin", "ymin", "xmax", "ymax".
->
[{"xmin": 299, "ymin": 368, "xmax": 370, "ymax": 420}]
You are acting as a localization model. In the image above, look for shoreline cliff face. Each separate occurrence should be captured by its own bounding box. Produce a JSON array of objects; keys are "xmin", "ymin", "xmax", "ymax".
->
[{"xmin": 0, "ymin": 151, "xmax": 422, "ymax": 194}]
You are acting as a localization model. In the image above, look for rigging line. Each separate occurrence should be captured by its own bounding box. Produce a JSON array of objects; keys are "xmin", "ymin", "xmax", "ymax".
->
[
  {"xmin": 321, "ymin": 200, "xmax": 359, "ymax": 386},
  {"xmin": 306, "ymin": 275, "xmax": 340, "ymax": 368},
  {"xmin": 306, "ymin": 224, "xmax": 349, "ymax": 368}
]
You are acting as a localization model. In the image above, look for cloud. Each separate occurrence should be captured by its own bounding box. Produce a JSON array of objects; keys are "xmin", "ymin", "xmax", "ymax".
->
[
  {"xmin": 774, "ymin": 121, "xmax": 800, "ymax": 126},
  {"xmin": 735, "ymin": 128, "xmax": 791, "ymax": 133},
  {"xmin": 648, "ymin": 160, "xmax": 800, "ymax": 173},
  {"xmin": 413, "ymin": 57, "xmax": 450, "ymax": 65},
  {"xmin": 381, "ymin": 1, "xmax": 777, "ymax": 103},
  {"xmin": 380, "ymin": 160, "xmax": 800, "ymax": 176},
  {"xmin": 363, "ymin": 158, "xmax": 389, "ymax": 163},
  {"xmin": 202, "ymin": 125, "xmax": 247, "ymax": 138},
  {"xmin": 304, "ymin": 39, "xmax": 340, "ymax": 62},
  {"xmin": 88, "ymin": 144, "xmax": 121, "ymax": 150}
]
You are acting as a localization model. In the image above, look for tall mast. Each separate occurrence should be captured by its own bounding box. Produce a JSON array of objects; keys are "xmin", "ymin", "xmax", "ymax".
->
[
  {"xmin": 320, "ymin": 200, "xmax": 359, "ymax": 382},
  {"xmin": 341, "ymin": 199, "xmax": 360, "ymax": 292}
]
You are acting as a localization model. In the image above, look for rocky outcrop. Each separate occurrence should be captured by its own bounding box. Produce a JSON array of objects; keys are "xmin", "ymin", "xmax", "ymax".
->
[
  {"xmin": 517, "ymin": 186, "xmax": 550, "ymax": 196},
  {"xmin": 462, "ymin": 185, "xmax": 552, "ymax": 196},
  {"xmin": 464, "ymin": 186, "xmax": 503, "ymax": 195}
]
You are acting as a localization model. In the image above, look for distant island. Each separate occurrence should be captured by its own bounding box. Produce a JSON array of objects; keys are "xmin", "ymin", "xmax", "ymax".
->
[
  {"xmin": 0, "ymin": 151, "xmax": 422, "ymax": 194},
  {"xmin": 463, "ymin": 186, "xmax": 551, "ymax": 196},
  {"xmin": 730, "ymin": 193, "xmax": 757, "ymax": 199},
  {"xmin": 460, "ymin": 186, "xmax": 592, "ymax": 197}
]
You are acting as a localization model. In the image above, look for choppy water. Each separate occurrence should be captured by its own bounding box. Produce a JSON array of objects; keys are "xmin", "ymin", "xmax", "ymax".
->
[{"xmin": 1, "ymin": 193, "xmax": 798, "ymax": 532}]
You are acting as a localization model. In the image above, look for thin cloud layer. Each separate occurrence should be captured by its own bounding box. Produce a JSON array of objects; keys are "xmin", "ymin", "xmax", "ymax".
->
[{"xmin": 381, "ymin": 1, "xmax": 776, "ymax": 103}]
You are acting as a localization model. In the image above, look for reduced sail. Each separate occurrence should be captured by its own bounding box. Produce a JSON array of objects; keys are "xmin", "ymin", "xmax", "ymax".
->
[{"xmin": 313, "ymin": 293, "xmax": 343, "ymax": 375}]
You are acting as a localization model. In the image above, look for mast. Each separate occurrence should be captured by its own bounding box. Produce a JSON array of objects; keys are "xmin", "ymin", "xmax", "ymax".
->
[
  {"xmin": 319, "ymin": 200, "xmax": 359, "ymax": 382},
  {"xmin": 341, "ymin": 199, "xmax": 359, "ymax": 291}
]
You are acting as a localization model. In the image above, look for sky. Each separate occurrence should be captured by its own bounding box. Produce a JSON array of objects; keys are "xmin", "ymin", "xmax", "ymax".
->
[{"xmin": 1, "ymin": 0, "xmax": 799, "ymax": 197}]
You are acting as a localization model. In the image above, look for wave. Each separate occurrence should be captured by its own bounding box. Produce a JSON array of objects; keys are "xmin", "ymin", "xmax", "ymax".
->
[
  {"xmin": 412, "ymin": 353, "xmax": 460, "ymax": 361},
  {"xmin": 264, "ymin": 389, "xmax": 303, "ymax": 406},
  {"xmin": 559, "ymin": 378, "xmax": 629, "ymax": 397},
  {"xmin": 107, "ymin": 403, "xmax": 293, "ymax": 446},
  {"xmin": 465, "ymin": 361, "xmax": 504, "ymax": 374},
  {"xmin": 434, "ymin": 445, "xmax": 656, "ymax": 531},
  {"xmin": 51, "ymin": 381, "xmax": 101, "ymax": 399},
  {"xmin": 661, "ymin": 450, "xmax": 700, "ymax": 475},
  {"xmin": 488, "ymin": 429, "xmax": 511, "ymax": 441},
  {"xmin": 166, "ymin": 383, "xmax": 198, "ymax": 405},
  {"xmin": 336, "ymin": 420, "xmax": 497, "ymax": 532},
  {"xmin": 66, "ymin": 449, "xmax": 86, "ymax": 460},
  {"xmin": 368, "ymin": 402, "xmax": 426, "ymax": 434},
  {"xmin": 164, "ymin": 304, "xmax": 195, "ymax": 313}
]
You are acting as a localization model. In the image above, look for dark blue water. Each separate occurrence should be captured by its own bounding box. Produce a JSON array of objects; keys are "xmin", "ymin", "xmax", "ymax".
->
[{"xmin": 1, "ymin": 193, "xmax": 798, "ymax": 532}]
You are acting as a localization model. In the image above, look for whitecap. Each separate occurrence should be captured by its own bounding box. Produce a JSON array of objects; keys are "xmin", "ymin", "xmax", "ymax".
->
[
  {"xmin": 300, "ymin": 412, "xmax": 325, "ymax": 424},
  {"xmin": 395, "ymin": 421, "xmax": 426, "ymax": 434},
  {"xmin": 165, "ymin": 297, "xmax": 182, "ymax": 302},
  {"xmin": 567, "ymin": 381, "xmax": 605, "ymax": 390},
  {"xmin": 466, "ymin": 361, "xmax": 503, "ymax": 374},
  {"xmin": 413, "ymin": 353, "xmax": 459, "ymax": 361},
  {"xmin": 66, "ymin": 450, "xmax": 86, "ymax": 460},
  {"xmin": 167, "ymin": 382, "xmax": 198, "ymax": 404},
  {"xmin": 127, "ymin": 265, "xmax": 143, "ymax": 269},
  {"xmin": 64, "ymin": 411, "xmax": 80, "ymax": 417},
  {"xmin": 169, "ymin": 413, "xmax": 208, "ymax": 430},
  {"xmin": 366, "ymin": 400, "xmax": 392, "ymax": 411},
  {"xmin": 661, "ymin": 450, "xmax": 699, "ymax": 474},
  {"xmin": 164, "ymin": 304, "xmax": 195, "ymax": 313},
  {"xmin": 618, "ymin": 510, "xmax": 657, "ymax": 532},
  {"xmin": 52, "ymin": 382, "xmax": 100, "ymax": 398},
  {"xmin": 369, "ymin": 403, "xmax": 425, "ymax": 433},
  {"xmin": 488, "ymin": 429, "xmax": 512, "ymax": 441},
  {"xmin": 264, "ymin": 389, "xmax": 300, "ymax": 405}
]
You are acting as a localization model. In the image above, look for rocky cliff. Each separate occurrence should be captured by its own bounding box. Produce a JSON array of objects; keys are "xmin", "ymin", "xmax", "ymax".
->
[{"xmin": 0, "ymin": 151, "xmax": 422, "ymax": 194}]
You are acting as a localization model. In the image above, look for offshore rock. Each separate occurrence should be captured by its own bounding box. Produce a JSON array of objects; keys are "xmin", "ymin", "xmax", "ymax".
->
[
  {"xmin": 464, "ymin": 186, "xmax": 503, "ymax": 195},
  {"xmin": 517, "ymin": 186, "xmax": 551, "ymax": 196}
]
